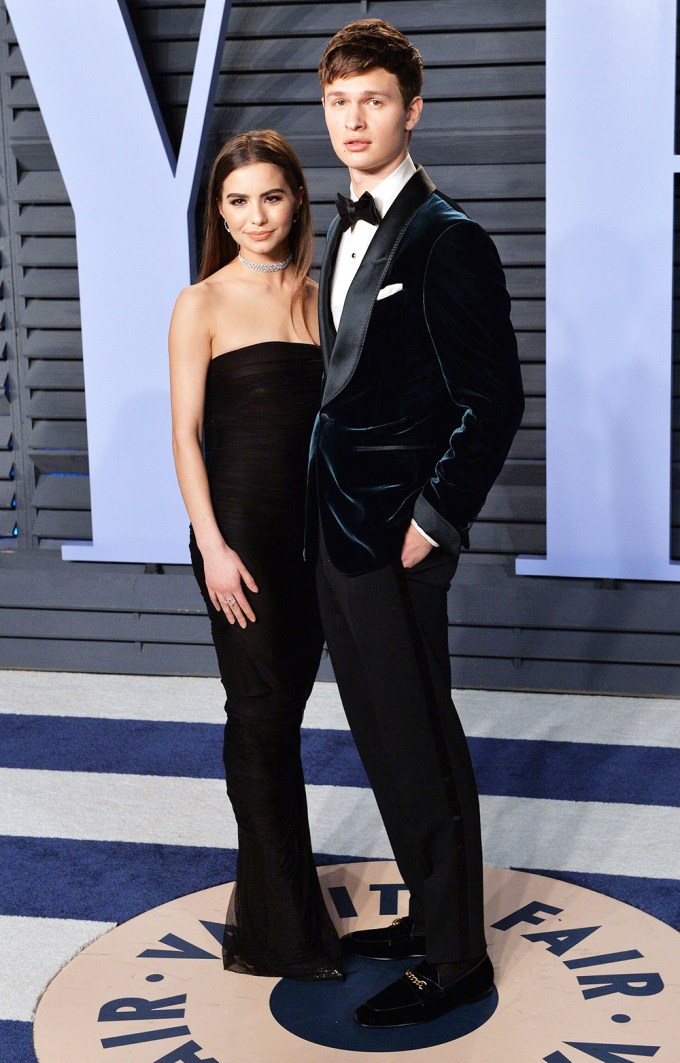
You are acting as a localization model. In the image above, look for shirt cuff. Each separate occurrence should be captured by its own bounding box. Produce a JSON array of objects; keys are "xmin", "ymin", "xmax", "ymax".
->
[{"xmin": 410, "ymin": 518, "xmax": 438, "ymax": 547}]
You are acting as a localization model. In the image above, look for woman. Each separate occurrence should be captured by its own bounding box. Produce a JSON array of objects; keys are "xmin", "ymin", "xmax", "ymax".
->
[{"xmin": 169, "ymin": 130, "xmax": 342, "ymax": 980}]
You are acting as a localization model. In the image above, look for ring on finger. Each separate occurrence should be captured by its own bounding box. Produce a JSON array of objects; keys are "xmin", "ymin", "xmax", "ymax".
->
[{"xmin": 225, "ymin": 596, "xmax": 237, "ymax": 608}]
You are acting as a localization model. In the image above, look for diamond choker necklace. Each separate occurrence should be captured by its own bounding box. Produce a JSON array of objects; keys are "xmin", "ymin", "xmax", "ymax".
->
[{"xmin": 238, "ymin": 253, "xmax": 292, "ymax": 273}]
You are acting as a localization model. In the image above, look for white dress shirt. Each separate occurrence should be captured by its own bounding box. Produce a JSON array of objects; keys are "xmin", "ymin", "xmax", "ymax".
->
[
  {"xmin": 329, "ymin": 154, "xmax": 438, "ymax": 549},
  {"xmin": 330, "ymin": 154, "xmax": 416, "ymax": 330}
]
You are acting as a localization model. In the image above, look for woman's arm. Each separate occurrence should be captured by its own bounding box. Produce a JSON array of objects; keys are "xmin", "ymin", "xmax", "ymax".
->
[{"xmin": 169, "ymin": 285, "xmax": 258, "ymax": 626}]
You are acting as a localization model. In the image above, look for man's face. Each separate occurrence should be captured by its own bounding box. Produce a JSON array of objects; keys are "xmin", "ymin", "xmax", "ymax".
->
[{"xmin": 322, "ymin": 68, "xmax": 422, "ymax": 186}]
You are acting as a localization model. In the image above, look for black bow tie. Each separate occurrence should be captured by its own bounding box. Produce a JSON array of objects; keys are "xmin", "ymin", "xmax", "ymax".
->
[{"xmin": 335, "ymin": 190, "xmax": 381, "ymax": 231}]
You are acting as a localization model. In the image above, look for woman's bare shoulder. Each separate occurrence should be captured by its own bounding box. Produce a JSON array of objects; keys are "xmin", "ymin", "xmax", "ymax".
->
[
  {"xmin": 173, "ymin": 269, "xmax": 239, "ymax": 330},
  {"xmin": 173, "ymin": 279, "xmax": 211, "ymax": 316},
  {"xmin": 179, "ymin": 263, "xmax": 239, "ymax": 300}
]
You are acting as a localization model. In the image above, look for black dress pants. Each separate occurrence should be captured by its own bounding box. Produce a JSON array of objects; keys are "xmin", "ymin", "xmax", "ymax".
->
[{"xmin": 316, "ymin": 533, "xmax": 486, "ymax": 964}]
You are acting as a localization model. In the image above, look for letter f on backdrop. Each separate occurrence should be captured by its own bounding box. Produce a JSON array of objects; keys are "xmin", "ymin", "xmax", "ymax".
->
[{"xmin": 5, "ymin": 0, "xmax": 232, "ymax": 562}]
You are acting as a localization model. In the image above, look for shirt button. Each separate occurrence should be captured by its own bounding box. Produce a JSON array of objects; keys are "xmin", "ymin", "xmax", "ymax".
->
[{"xmin": 351, "ymin": 252, "xmax": 356, "ymax": 258}]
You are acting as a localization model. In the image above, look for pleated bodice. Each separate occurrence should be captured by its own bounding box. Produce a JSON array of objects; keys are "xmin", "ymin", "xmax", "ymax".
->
[{"xmin": 204, "ymin": 341, "xmax": 322, "ymax": 527}]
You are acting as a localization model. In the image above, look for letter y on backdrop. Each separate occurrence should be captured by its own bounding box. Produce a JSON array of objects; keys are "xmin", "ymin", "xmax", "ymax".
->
[{"xmin": 6, "ymin": 0, "xmax": 232, "ymax": 561}]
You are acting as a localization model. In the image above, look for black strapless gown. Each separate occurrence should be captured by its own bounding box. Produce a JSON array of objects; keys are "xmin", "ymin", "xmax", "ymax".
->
[{"xmin": 189, "ymin": 341, "xmax": 342, "ymax": 978}]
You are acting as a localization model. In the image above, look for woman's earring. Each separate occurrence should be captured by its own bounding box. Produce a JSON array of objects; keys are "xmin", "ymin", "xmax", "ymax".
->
[
  {"xmin": 223, "ymin": 218, "xmax": 230, "ymax": 233},
  {"xmin": 292, "ymin": 212, "xmax": 299, "ymax": 224}
]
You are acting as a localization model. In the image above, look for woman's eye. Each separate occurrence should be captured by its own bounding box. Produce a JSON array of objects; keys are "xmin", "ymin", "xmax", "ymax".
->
[
  {"xmin": 265, "ymin": 195, "xmax": 282, "ymax": 203},
  {"xmin": 229, "ymin": 198, "xmax": 245, "ymax": 206}
]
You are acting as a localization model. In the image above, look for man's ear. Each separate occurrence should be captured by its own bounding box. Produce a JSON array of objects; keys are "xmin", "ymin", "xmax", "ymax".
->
[{"xmin": 405, "ymin": 96, "xmax": 423, "ymax": 131}]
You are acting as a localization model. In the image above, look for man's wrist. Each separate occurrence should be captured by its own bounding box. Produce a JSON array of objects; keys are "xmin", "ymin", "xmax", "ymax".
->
[{"xmin": 410, "ymin": 518, "xmax": 438, "ymax": 547}]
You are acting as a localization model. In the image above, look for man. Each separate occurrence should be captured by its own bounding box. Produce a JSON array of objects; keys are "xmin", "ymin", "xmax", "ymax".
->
[{"xmin": 309, "ymin": 19, "xmax": 524, "ymax": 1027}]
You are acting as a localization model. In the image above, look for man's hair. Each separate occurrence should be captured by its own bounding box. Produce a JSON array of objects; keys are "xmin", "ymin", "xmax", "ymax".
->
[{"xmin": 318, "ymin": 19, "xmax": 423, "ymax": 107}]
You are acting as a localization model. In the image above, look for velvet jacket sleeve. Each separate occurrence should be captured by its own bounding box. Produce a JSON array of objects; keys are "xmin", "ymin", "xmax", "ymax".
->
[{"xmin": 412, "ymin": 219, "xmax": 525, "ymax": 552}]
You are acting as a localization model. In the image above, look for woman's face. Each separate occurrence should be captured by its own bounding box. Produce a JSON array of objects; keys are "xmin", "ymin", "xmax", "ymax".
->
[{"xmin": 219, "ymin": 162, "xmax": 301, "ymax": 262}]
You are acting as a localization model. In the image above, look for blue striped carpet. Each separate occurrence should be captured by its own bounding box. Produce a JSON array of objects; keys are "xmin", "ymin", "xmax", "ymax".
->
[{"xmin": 1, "ymin": 671, "xmax": 678, "ymax": 1062}]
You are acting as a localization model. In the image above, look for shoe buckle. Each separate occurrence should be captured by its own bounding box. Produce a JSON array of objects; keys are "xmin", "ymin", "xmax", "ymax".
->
[{"xmin": 404, "ymin": 969, "xmax": 427, "ymax": 991}]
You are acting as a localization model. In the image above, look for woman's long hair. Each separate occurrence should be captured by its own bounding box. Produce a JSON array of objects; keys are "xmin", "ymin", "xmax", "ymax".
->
[{"xmin": 198, "ymin": 130, "xmax": 314, "ymax": 326}]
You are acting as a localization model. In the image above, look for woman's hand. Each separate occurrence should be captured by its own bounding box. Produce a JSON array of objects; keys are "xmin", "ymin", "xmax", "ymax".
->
[{"xmin": 203, "ymin": 540, "xmax": 259, "ymax": 627}]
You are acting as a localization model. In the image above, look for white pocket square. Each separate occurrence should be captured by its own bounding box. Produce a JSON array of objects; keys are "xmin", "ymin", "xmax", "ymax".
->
[{"xmin": 376, "ymin": 283, "xmax": 404, "ymax": 301}]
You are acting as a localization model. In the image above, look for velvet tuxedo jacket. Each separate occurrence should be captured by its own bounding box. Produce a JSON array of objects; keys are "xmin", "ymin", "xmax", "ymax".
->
[{"xmin": 308, "ymin": 166, "xmax": 524, "ymax": 575}]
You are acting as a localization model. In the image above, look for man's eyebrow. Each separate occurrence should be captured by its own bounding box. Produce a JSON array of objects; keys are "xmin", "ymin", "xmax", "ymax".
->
[{"xmin": 326, "ymin": 89, "xmax": 390, "ymax": 99}]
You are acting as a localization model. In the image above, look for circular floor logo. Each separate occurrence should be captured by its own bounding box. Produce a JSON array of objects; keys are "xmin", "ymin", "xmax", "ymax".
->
[{"xmin": 34, "ymin": 862, "xmax": 680, "ymax": 1062}]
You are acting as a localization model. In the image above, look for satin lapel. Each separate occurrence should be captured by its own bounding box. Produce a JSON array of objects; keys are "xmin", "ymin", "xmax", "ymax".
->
[
  {"xmin": 318, "ymin": 215, "xmax": 342, "ymax": 372},
  {"xmin": 321, "ymin": 167, "xmax": 435, "ymax": 408}
]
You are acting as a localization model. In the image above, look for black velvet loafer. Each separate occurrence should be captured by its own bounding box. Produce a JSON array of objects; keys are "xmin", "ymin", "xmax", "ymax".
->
[
  {"xmin": 341, "ymin": 916, "xmax": 426, "ymax": 960},
  {"xmin": 354, "ymin": 953, "xmax": 494, "ymax": 1028}
]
